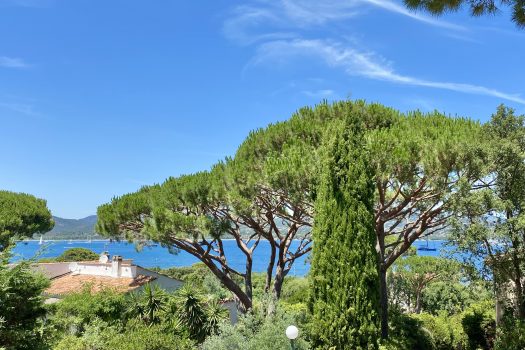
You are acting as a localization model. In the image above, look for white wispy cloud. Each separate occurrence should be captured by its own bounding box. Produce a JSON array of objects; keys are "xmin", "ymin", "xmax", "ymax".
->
[
  {"xmin": 0, "ymin": 101, "xmax": 38, "ymax": 115},
  {"xmin": 225, "ymin": 0, "xmax": 464, "ymax": 42},
  {"xmin": 251, "ymin": 39, "xmax": 525, "ymax": 105},
  {"xmin": 223, "ymin": 6, "xmax": 297, "ymax": 45},
  {"xmin": 361, "ymin": 0, "xmax": 465, "ymax": 30},
  {"xmin": 301, "ymin": 89, "xmax": 336, "ymax": 98},
  {"xmin": 0, "ymin": 56, "xmax": 30, "ymax": 68},
  {"xmin": 280, "ymin": 0, "xmax": 361, "ymax": 25},
  {"xmin": 224, "ymin": 1, "xmax": 523, "ymax": 105}
]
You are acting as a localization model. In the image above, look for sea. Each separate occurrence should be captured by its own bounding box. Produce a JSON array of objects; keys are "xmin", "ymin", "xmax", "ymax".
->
[{"xmin": 11, "ymin": 239, "xmax": 449, "ymax": 277}]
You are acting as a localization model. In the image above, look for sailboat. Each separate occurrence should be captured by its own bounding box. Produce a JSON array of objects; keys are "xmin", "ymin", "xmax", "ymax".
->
[
  {"xmin": 417, "ymin": 238, "xmax": 437, "ymax": 252},
  {"xmin": 39, "ymin": 235, "xmax": 43, "ymax": 245}
]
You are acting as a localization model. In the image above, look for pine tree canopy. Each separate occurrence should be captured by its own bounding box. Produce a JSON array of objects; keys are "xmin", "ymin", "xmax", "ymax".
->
[
  {"xmin": 0, "ymin": 190, "xmax": 54, "ymax": 251},
  {"xmin": 96, "ymin": 100, "xmax": 485, "ymax": 323}
]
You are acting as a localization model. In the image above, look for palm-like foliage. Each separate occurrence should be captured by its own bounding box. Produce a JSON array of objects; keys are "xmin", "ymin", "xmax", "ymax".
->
[
  {"xmin": 127, "ymin": 283, "xmax": 167, "ymax": 325},
  {"xmin": 174, "ymin": 285, "xmax": 209, "ymax": 342},
  {"xmin": 204, "ymin": 298, "xmax": 229, "ymax": 335}
]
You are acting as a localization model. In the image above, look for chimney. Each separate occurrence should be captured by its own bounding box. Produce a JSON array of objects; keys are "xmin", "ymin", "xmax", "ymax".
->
[
  {"xmin": 111, "ymin": 255, "xmax": 122, "ymax": 277},
  {"xmin": 99, "ymin": 252, "xmax": 110, "ymax": 264}
]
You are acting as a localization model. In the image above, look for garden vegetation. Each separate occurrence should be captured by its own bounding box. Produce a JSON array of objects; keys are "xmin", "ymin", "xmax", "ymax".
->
[{"xmin": 3, "ymin": 100, "xmax": 525, "ymax": 349}]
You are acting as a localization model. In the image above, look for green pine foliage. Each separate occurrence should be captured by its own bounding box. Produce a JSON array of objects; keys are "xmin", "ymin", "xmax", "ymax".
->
[
  {"xmin": 309, "ymin": 115, "xmax": 380, "ymax": 349},
  {"xmin": 0, "ymin": 190, "xmax": 54, "ymax": 251},
  {"xmin": 0, "ymin": 250, "xmax": 50, "ymax": 350}
]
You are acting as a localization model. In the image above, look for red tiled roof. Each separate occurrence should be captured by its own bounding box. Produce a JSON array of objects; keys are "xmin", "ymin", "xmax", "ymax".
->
[{"xmin": 45, "ymin": 273, "xmax": 155, "ymax": 296}]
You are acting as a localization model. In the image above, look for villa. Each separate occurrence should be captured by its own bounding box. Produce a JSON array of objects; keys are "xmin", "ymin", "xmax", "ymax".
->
[
  {"xmin": 33, "ymin": 252, "xmax": 183, "ymax": 301},
  {"xmin": 32, "ymin": 252, "xmax": 239, "ymax": 323}
]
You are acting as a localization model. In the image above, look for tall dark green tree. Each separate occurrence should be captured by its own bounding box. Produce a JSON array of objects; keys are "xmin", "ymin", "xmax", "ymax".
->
[
  {"xmin": 309, "ymin": 116, "xmax": 380, "ymax": 349},
  {"xmin": 0, "ymin": 190, "xmax": 54, "ymax": 251}
]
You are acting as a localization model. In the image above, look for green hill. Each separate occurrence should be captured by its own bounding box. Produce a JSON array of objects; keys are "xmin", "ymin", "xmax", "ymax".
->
[{"xmin": 37, "ymin": 215, "xmax": 100, "ymax": 240}]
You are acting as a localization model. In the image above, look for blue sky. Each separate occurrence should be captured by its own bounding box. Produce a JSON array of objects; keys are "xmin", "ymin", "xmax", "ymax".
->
[{"xmin": 1, "ymin": 0, "xmax": 524, "ymax": 218}]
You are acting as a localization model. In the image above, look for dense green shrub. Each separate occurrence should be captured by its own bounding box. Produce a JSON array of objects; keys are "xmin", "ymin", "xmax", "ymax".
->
[
  {"xmin": 48, "ymin": 288, "xmax": 128, "ymax": 335},
  {"xmin": 422, "ymin": 282, "xmax": 472, "ymax": 316},
  {"xmin": 461, "ymin": 301, "xmax": 495, "ymax": 350},
  {"xmin": 382, "ymin": 309, "xmax": 434, "ymax": 350},
  {"xmin": 53, "ymin": 319, "xmax": 195, "ymax": 350},
  {"xmin": 49, "ymin": 285, "xmax": 220, "ymax": 348},
  {"xmin": 422, "ymin": 281, "xmax": 492, "ymax": 316},
  {"xmin": 56, "ymin": 248, "xmax": 99, "ymax": 262},
  {"xmin": 39, "ymin": 248, "xmax": 100, "ymax": 263},
  {"xmin": 279, "ymin": 276, "xmax": 309, "ymax": 305},
  {"xmin": 494, "ymin": 316, "xmax": 525, "ymax": 350},
  {"xmin": 201, "ymin": 310, "xmax": 310, "ymax": 350},
  {"xmin": 414, "ymin": 312, "xmax": 467, "ymax": 350},
  {"xmin": 0, "ymin": 254, "xmax": 50, "ymax": 350}
]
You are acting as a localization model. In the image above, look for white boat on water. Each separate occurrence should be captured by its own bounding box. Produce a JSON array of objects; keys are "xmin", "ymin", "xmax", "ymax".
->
[{"xmin": 39, "ymin": 235, "xmax": 43, "ymax": 245}]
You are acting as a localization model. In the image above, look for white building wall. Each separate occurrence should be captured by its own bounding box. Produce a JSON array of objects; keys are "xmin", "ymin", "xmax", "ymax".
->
[{"xmin": 69, "ymin": 262, "xmax": 136, "ymax": 278}]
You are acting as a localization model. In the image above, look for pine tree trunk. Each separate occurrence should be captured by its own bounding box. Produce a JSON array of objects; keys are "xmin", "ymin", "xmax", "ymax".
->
[
  {"xmin": 245, "ymin": 256, "xmax": 253, "ymax": 303},
  {"xmin": 273, "ymin": 265, "xmax": 285, "ymax": 300},
  {"xmin": 203, "ymin": 261, "xmax": 252, "ymax": 312},
  {"xmin": 415, "ymin": 289, "xmax": 422, "ymax": 314},
  {"xmin": 379, "ymin": 267, "xmax": 389, "ymax": 339},
  {"xmin": 265, "ymin": 242, "xmax": 276, "ymax": 293},
  {"xmin": 268, "ymin": 263, "xmax": 286, "ymax": 315}
]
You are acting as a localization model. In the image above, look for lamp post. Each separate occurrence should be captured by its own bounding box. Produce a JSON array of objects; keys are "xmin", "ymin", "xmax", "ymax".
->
[{"xmin": 286, "ymin": 325, "xmax": 299, "ymax": 350}]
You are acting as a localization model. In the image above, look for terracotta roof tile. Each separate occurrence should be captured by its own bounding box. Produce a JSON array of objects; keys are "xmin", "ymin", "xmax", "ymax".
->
[{"xmin": 45, "ymin": 274, "xmax": 155, "ymax": 296}]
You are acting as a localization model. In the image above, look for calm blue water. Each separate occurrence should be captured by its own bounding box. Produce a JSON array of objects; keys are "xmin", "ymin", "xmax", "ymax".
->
[{"xmin": 11, "ymin": 239, "xmax": 451, "ymax": 277}]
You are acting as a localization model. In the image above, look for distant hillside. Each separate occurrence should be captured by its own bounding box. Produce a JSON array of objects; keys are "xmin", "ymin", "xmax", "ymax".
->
[{"xmin": 37, "ymin": 215, "xmax": 100, "ymax": 240}]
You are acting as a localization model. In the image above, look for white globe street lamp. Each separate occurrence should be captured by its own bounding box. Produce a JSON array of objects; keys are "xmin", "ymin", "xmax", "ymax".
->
[{"xmin": 286, "ymin": 325, "xmax": 299, "ymax": 350}]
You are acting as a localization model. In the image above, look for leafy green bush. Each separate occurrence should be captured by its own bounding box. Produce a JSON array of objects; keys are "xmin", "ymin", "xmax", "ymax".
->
[
  {"xmin": 50, "ymin": 285, "xmax": 218, "ymax": 348},
  {"xmin": 53, "ymin": 318, "xmax": 195, "ymax": 350},
  {"xmin": 0, "ymin": 256, "xmax": 50, "ymax": 350},
  {"xmin": 201, "ymin": 310, "xmax": 310, "ymax": 350},
  {"xmin": 280, "ymin": 276, "xmax": 309, "ymax": 304},
  {"xmin": 48, "ymin": 287, "xmax": 127, "ymax": 335},
  {"xmin": 40, "ymin": 248, "xmax": 100, "ymax": 263},
  {"xmin": 56, "ymin": 248, "xmax": 99, "ymax": 262},
  {"xmin": 382, "ymin": 309, "xmax": 434, "ymax": 350},
  {"xmin": 422, "ymin": 281, "xmax": 492, "ymax": 316},
  {"xmin": 422, "ymin": 282, "xmax": 471, "ymax": 315},
  {"xmin": 461, "ymin": 301, "xmax": 495, "ymax": 350},
  {"xmin": 161, "ymin": 263, "xmax": 231, "ymax": 299},
  {"xmin": 494, "ymin": 316, "xmax": 525, "ymax": 350},
  {"xmin": 414, "ymin": 312, "xmax": 466, "ymax": 350}
]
